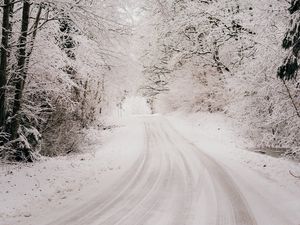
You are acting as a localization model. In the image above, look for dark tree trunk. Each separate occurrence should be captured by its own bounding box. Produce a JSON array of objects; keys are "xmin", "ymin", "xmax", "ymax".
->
[
  {"xmin": 0, "ymin": 0, "xmax": 11, "ymax": 128},
  {"xmin": 10, "ymin": 1, "xmax": 31, "ymax": 140},
  {"xmin": 22, "ymin": 3, "xmax": 42, "ymax": 78},
  {"xmin": 81, "ymin": 80, "xmax": 88, "ymax": 128},
  {"xmin": 7, "ymin": 2, "xmax": 14, "ymax": 60},
  {"xmin": 27, "ymin": 3, "xmax": 42, "ymax": 60}
]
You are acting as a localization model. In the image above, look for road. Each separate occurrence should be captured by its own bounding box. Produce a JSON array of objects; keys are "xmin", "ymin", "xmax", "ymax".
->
[{"xmin": 42, "ymin": 116, "xmax": 296, "ymax": 225}]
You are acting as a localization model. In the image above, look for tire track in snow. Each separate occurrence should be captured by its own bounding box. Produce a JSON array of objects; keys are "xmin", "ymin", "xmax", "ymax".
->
[
  {"xmin": 45, "ymin": 124, "xmax": 151, "ymax": 225},
  {"xmin": 99, "ymin": 122, "xmax": 173, "ymax": 225},
  {"xmin": 162, "ymin": 118, "xmax": 258, "ymax": 225},
  {"xmin": 41, "ymin": 115, "xmax": 289, "ymax": 225}
]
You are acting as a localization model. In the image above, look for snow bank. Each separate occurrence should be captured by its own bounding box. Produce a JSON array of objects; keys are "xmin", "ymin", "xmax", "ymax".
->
[
  {"xmin": 167, "ymin": 111, "xmax": 300, "ymax": 194},
  {"xmin": 0, "ymin": 117, "xmax": 144, "ymax": 225},
  {"xmin": 167, "ymin": 111, "xmax": 300, "ymax": 223}
]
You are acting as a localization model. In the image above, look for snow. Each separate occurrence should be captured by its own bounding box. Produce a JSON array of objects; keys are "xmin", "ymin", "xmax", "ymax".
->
[
  {"xmin": 167, "ymin": 111, "xmax": 300, "ymax": 192},
  {"xmin": 109, "ymin": 96, "xmax": 151, "ymax": 123},
  {"xmin": 1, "ymin": 110, "xmax": 300, "ymax": 224},
  {"xmin": 0, "ymin": 116, "xmax": 144, "ymax": 225},
  {"xmin": 122, "ymin": 96, "xmax": 151, "ymax": 115},
  {"xmin": 167, "ymin": 111, "xmax": 300, "ymax": 222}
]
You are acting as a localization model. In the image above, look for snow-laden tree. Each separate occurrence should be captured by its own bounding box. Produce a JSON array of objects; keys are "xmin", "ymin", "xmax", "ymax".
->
[
  {"xmin": 137, "ymin": 0, "xmax": 300, "ymax": 157},
  {"xmin": 227, "ymin": 0, "xmax": 300, "ymax": 155},
  {"xmin": 138, "ymin": 0, "xmax": 256, "ymax": 112},
  {"xmin": 0, "ymin": 0, "xmax": 136, "ymax": 161}
]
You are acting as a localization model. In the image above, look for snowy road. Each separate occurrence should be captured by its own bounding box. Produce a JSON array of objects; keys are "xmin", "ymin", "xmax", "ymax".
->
[{"xmin": 28, "ymin": 115, "xmax": 299, "ymax": 225}]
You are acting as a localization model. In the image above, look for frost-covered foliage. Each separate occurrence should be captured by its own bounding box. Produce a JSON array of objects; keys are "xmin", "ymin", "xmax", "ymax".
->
[
  {"xmin": 1, "ymin": 0, "xmax": 299, "ymax": 161},
  {"xmin": 226, "ymin": 0, "xmax": 300, "ymax": 156},
  {"xmin": 139, "ymin": 0, "xmax": 256, "ymax": 113},
  {"xmin": 0, "ymin": 0, "xmax": 136, "ymax": 161},
  {"xmin": 138, "ymin": 0, "xmax": 300, "ymax": 156}
]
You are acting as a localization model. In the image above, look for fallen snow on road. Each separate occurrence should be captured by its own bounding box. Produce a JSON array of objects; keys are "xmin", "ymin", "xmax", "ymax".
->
[
  {"xmin": 1, "ymin": 112, "xmax": 300, "ymax": 225},
  {"xmin": 167, "ymin": 111, "xmax": 300, "ymax": 194},
  {"xmin": 167, "ymin": 112, "xmax": 300, "ymax": 222}
]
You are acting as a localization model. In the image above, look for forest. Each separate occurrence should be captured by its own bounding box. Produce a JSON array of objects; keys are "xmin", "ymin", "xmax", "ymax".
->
[
  {"xmin": 0, "ymin": 0, "xmax": 299, "ymax": 163},
  {"xmin": 1, "ymin": 0, "xmax": 300, "ymax": 225}
]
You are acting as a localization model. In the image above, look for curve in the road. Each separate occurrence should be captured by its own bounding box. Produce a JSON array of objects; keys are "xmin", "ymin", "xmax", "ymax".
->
[{"xmin": 43, "ymin": 116, "xmax": 293, "ymax": 225}]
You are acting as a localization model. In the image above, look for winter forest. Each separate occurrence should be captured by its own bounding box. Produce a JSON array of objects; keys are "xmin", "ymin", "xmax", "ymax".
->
[{"xmin": 1, "ymin": 0, "xmax": 300, "ymax": 225}]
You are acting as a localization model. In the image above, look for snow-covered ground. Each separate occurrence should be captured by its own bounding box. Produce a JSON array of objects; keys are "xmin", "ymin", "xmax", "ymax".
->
[
  {"xmin": 0, "ymin": 111, "xmax": 300, "ymax": 225},
  {"xmin": 167, "ymin": 111, "xmax": 300, "ymax": 195},
  {"xmin": 0, "ymin": 117, "xmax": 144, "ymax": 225}
]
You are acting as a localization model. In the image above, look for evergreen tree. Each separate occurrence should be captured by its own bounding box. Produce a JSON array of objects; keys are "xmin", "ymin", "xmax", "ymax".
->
[{"xmin": 278, "ymin": 0, "xmax": 300, "ymax": 80}]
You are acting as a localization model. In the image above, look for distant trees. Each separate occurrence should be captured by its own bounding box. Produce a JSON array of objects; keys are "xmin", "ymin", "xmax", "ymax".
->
[{"xmin": 139, "ymin": 0, "xmax": 256, "ymax": 112}]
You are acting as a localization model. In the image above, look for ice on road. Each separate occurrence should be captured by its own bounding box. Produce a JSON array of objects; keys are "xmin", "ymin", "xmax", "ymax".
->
[{"xmin": 26, "ymin": 115, "xmax": 300, "ymax": 225}]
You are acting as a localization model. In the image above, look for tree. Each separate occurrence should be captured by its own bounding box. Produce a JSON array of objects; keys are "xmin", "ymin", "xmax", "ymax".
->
[
  {"xmin": 278, "ymin": 0, "xmax": 300, "ymax": 80},
  {"xmin": 139, "ymin": 0, "xmax": 255, "ymax": 112},
  {"xmin": 0, "ymin": 0, "xmax": 12, "ymax": 128},
  {"xmin": 10, "ymin": 0, "xmax": 31, "ymax": 141},
  {"xmin": 0, "ymin": 0, "xmax": 138, "ymax": 161}
]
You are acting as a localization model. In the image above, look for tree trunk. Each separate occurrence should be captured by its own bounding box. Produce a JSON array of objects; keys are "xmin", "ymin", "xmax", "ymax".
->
[
  {"xmin": 26, "ymin": 3, "xmax": 42, "ymax": 60},
  {"xmin": 282, "ymin": 80, "xmax": 300, "ymax": 118},
  {"xmin": 22, "ymin": 3, "xmax": 42, "ymax": 77},
  {"xmin": 7, "ymin": 1, "xmax": 14, "ymax": 60},
  {"xmin": 10, "ymin": 0, "xmax": 31, "ymax": 140},
  {"xmin": 0, "ymin": 0, "xmax": 11, "ymax": 128}
]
